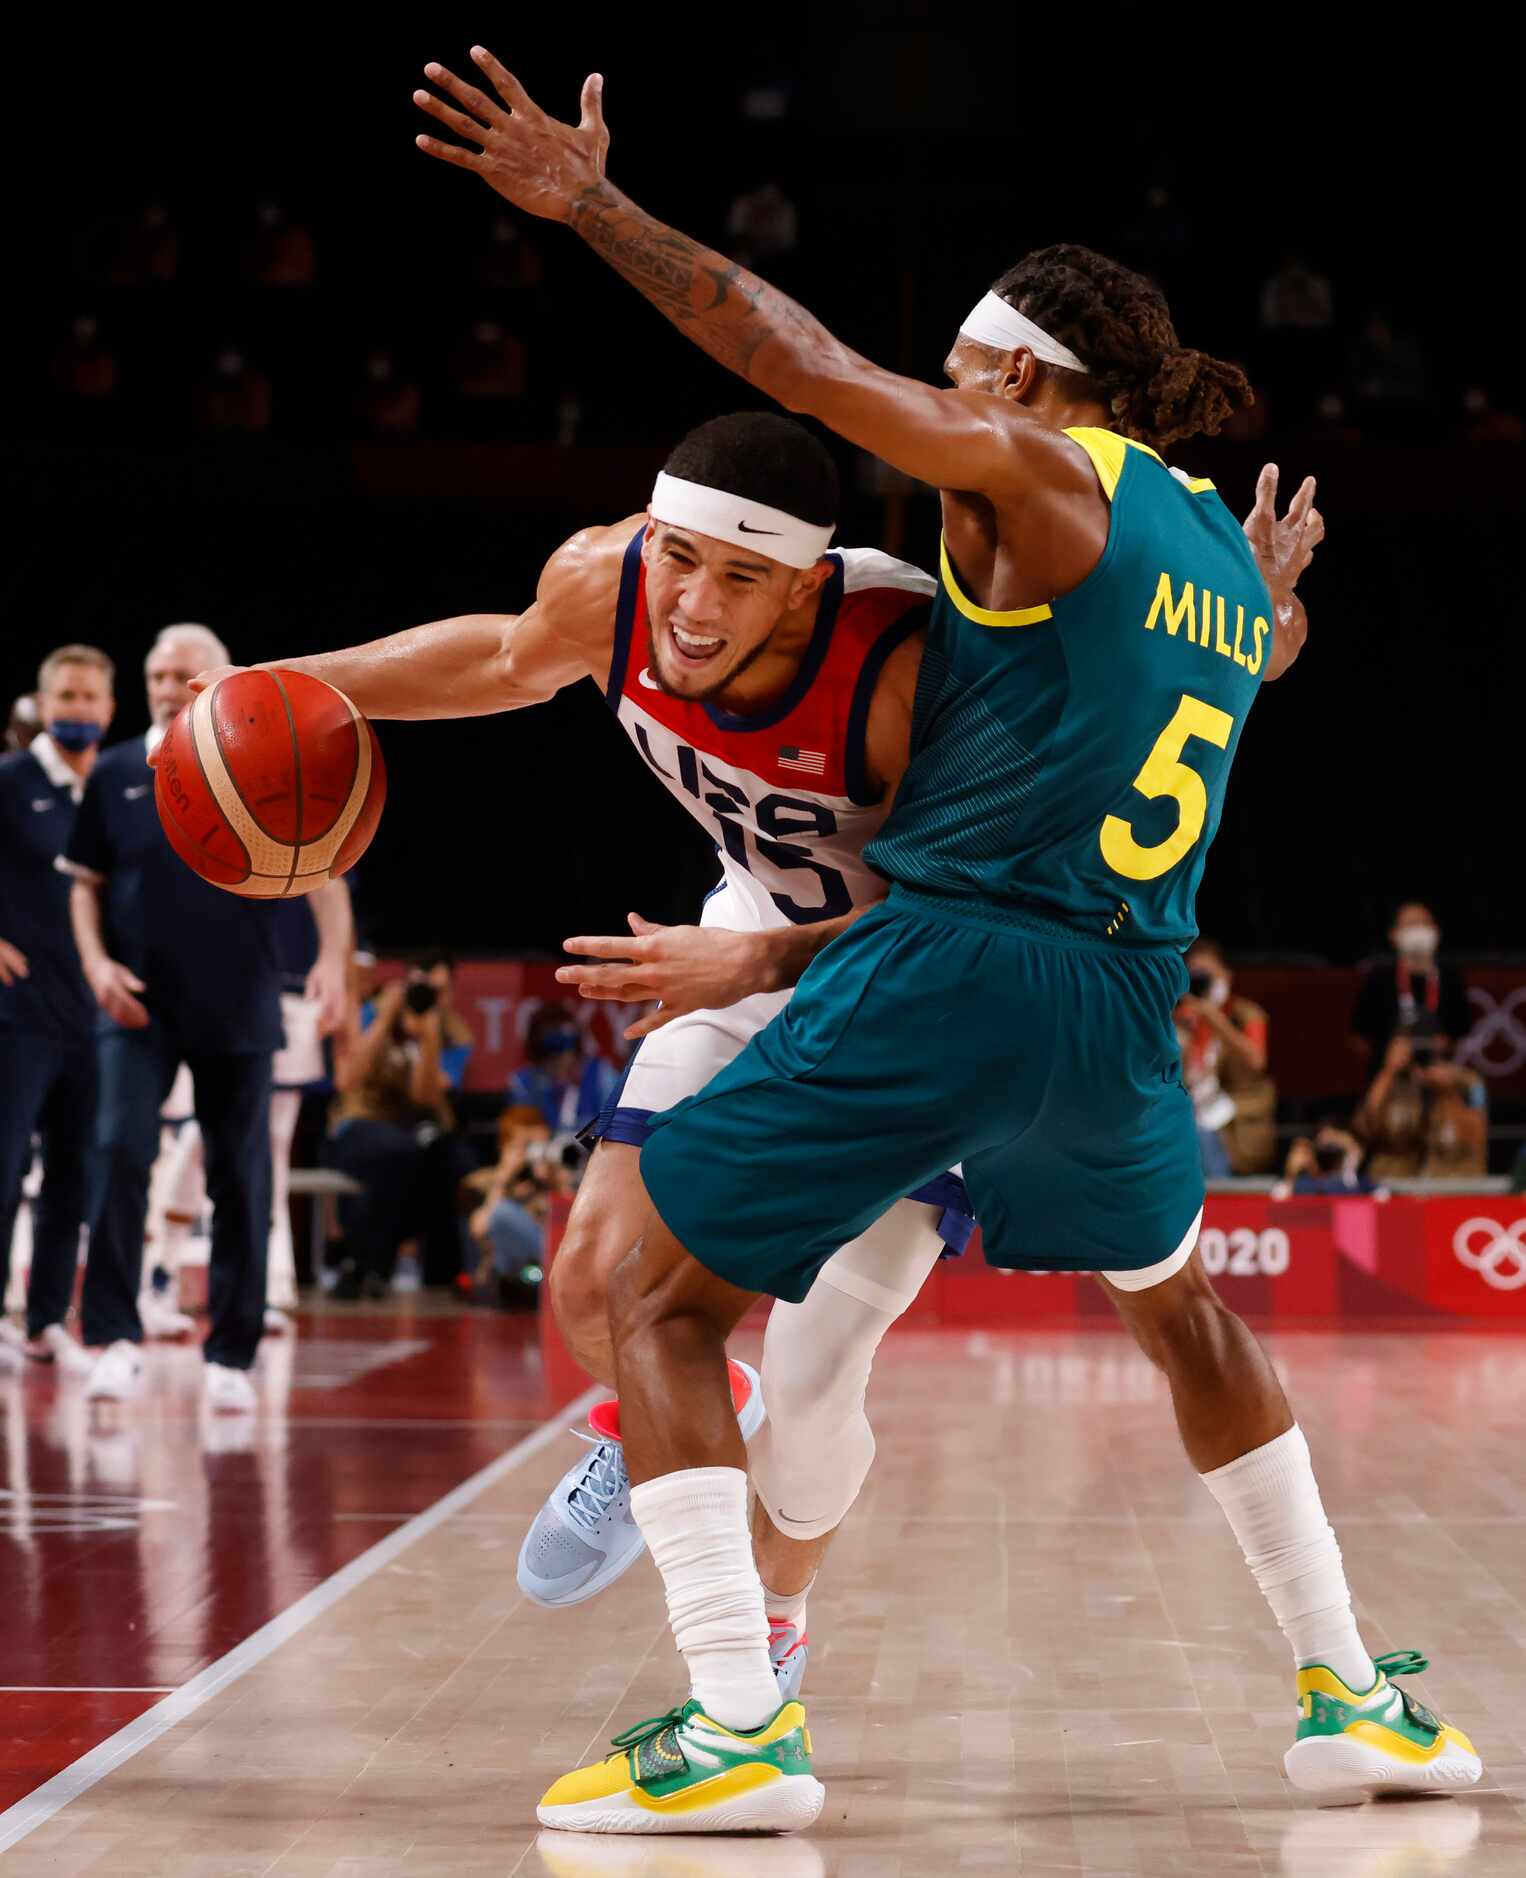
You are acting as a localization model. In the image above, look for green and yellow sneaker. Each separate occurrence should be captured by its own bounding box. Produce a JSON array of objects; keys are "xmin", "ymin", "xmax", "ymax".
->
[
  {"xmin": 1283, "ymin": 1649, "xmax": 1482, "ymax": 1794},
  {"xmin": 537, "ymin": 1698, "xmax": 825, "ymax": 1834}
]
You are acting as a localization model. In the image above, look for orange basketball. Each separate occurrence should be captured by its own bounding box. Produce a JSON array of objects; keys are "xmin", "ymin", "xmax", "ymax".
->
[{"xmin": 155, "ymin": 668, "xmax": 385, "ymax": 898}]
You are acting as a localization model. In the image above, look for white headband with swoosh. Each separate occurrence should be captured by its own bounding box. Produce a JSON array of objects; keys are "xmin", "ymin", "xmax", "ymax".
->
[
  {"xmin": 649, "ymin": 472, "xmax": 836, "ymax": 570},
  {"xmin": 959, "ymin": 292, "xmax": 1090, "ymax": 374}
]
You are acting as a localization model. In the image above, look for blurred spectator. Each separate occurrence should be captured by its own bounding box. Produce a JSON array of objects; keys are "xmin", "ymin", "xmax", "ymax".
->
[
  {"xmin": 1348, "ymin": 308, "xmax": 1430, "ymax": 433},
  {"xmin": 1120, "ymin": 182, "xmax": 1193, "ymax": 282},
  {"xmin": 1305, "ymin": 390, "xmax": 1364, "ymax": 443},
  {"xmin": 327, "ymin": 956, "xmax": 474, "ymax": 1297},
  {"xmin": 1217, "ymin": 389, "xmax": 1270, "ymax": 443},
  {"xmin": 508, "ymin": 1002, "xmax": 619, "ymax": 1136},
  {"xmin": 472, "ymin": 216, "xmax": 543, "ymax": 295},
  {"xmin": 78, "ymin": 199, "xmax": 179, "ymax": 288},
  {"xmin": 354, "ymin": 349, "xmax": 423, "ymax": 436},
  {"xmin": 449, "ymin": 320, "xmax": 526, "ymax": 402},
  {"xmin": 51, "ymin": 316, "xmax": 118, "ymax": 403},
  {"xmin": 464, "ymin": 1109, "xmax": 576, "ymax": 1304},
  {"xmin": 1458, "ymin": 386, "xmax": 1525, "ymax": 444},
  {"xmin": 726, "ymin": 183, "xmax": 799, "ymax": 269},
  {"xmin": 1355, "ymin": 1035, "xmax": 1487, "ymax": 1181},
  {"xmin": 1177, "ymin": 939, "xmax": 1277, "ymax": 1175},
  {"xmin": 241, "ymin": 198, "xmax": 316, "ymax": 288},
  {"xmin": 193, "ymin": 348, "xmax": 272, "ymax": 434},
  {"xmin": 1260, "ymin": 252, "xmax": 1334, "ymax": 332},
  {"xmin": 555, "ymin": 387, "xmax": 585, "ymax": 447},
  {"xmin": 1277, "ymin": 1123, "xmax": 1384, "ymax": 1198},
  {"xmin": 1350, "ymin": 902, "xmax": 1472, "ymax": 1075},
  {"xmin": 5, "ymin": 696, "xmax": 40, "ymax": 754}
]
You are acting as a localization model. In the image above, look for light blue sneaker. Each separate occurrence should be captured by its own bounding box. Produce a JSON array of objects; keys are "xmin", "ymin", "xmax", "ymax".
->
[
  {"xmin": 517, "ymin": 1359, "xmax": 765, "ymax": 1609},
  {"xmin": 768, "ymin": 1616, "xmax": 809, "ymax": 1701}
]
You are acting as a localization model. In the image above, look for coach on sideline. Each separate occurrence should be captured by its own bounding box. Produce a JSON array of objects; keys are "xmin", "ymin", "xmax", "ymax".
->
[
  {"xmin": 59, "ymin": 623, "xmax": 350, "ymax": 1413},
  {"xmin": 0, "ymin": 644, "xmax": 116, "ymax": 1374}
]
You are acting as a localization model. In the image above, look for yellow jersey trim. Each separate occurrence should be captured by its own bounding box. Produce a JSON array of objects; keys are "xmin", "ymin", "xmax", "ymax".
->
[
  {"xmin": 939, "ymin": 536, "xmax": 1052, "ymax": 629},
  {"xmin": 1062, "ymin": 426, "xmax": 1165, "ymax": 502}
]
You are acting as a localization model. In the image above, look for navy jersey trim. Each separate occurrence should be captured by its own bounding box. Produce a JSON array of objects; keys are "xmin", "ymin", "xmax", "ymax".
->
[
  {"xmin": 842, "ymin": 600, "xmax": 930, "ymax": 807},
  {"xmin": 701, "ymin": 554, "xmax": 846, "ymax": 734},
  {"xmin": 584, "ymin": 1103, "xmax": 657, "ymax": 1149},
  {"xmin": 605, "ymin": 525, "xmax": 648, "ymax": 710}
]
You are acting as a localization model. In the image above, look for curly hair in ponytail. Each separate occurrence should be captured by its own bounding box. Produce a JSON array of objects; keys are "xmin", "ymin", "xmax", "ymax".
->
[{"xmin": 989, "ymin": 245, "xmax": 1253, "ymax": 449}]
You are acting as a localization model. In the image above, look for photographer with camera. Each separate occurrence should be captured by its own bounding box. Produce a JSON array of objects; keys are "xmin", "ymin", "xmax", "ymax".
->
[
  {"xmin": 1354, "ymin": 1032, "xmax": 1487, "ymax": 1182},
  {"xmin": 1176, "ymin": 938, "xmax": 1278, "ymax": 1176},
  {"xmin": 325, "ymin": 954, "xmax": 474, "ymax": 1299},
  {"xmin": 1276, "ymin": 1121, "xmax": 1385, "ymax": 1198},
  {"xmin": 464, "ymin": 1109, "xmax": 581, "ymax": 1305},
  {"xmin": 1350, "ymin": 902, "xmax": 1473, "ymax": 1077}
]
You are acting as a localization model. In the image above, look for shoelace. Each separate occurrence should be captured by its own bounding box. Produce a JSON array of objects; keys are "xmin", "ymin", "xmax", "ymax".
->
[
  {"xmin": 1372, "ymin": 1649, "xmax": 1429, "ymax": 1680},
  {"xmin": 563, "ymin": 1432, "xmax": 628, "ymax": 1534},
  {"xmin": 609, "ymin": 1701, "xmax": 696, "ymax": 1754}
]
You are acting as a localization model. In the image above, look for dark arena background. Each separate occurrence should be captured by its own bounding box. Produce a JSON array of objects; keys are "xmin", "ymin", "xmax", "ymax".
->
[{"xmin": 0, "ymin": 12, "xmax": 1521, "ymax": 1873}]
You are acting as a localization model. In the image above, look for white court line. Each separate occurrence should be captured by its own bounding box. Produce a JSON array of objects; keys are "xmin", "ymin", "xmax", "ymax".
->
[{"xmin": 0, "ymin": 1381, "xmax": 601, "ymax": 1854}]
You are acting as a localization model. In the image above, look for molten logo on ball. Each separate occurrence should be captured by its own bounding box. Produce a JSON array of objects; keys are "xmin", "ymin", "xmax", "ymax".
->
[{"xmin": 155, "ymin": 668, "xmax": 386, "ymax": 898}]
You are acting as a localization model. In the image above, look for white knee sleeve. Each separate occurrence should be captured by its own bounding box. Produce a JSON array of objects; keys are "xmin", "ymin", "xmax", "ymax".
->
[{"xmin": 750, "ymin": 1200, "xmax": 944, "ymax": 1541}]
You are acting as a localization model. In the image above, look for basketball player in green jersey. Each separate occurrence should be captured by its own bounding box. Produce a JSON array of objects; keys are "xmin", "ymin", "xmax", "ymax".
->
[{"xmin": 414, "ymin": 55, "xmax": 1481, "ymax": 1831}]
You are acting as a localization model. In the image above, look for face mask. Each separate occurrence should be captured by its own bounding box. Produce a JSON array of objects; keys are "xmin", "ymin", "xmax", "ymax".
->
[
  {"xmin": 1396, "ymin": 925, "xmax": 1439, "ymax": 959},
  {"xmin": 49, "ymin": 719, "xmax": 106, "ymax": 752},
  {"xmin": 1208, "ymin": 976, "xmax": 1230, "ymax": 1007}
]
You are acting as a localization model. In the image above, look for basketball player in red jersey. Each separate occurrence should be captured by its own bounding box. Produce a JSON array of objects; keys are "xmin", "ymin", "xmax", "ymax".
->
[{"xmin": 194, "ymin": 411, "xmax": 1317, "ymax": 1703}]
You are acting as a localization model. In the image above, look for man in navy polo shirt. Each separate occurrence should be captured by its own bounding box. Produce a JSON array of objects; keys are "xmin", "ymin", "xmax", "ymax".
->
[
  {"xmin": 61, "ymin": 623, "xmax": 350, "ymax": 1412},
  {"xmin": 0, "ymin": 643, "xmax": 116, "ymax": 1375}
]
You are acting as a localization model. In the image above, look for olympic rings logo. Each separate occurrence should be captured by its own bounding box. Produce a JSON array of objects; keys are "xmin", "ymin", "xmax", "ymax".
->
[
  {"xmin": 1453, "ymin": 1217, "xmax": 1526, "ymax": 1292},
  {"xmin": 1457, "ymin": 987, "xmax": 1526, "ymax": 1079}
]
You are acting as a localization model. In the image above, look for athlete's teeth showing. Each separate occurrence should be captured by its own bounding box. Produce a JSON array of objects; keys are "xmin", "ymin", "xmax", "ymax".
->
[{"xmin": 673, "ymin": 627, "xmax": 721, "ymax": 652}]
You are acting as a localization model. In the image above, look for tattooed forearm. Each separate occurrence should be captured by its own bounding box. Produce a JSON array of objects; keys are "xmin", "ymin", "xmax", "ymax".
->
[{"xmin": 568, "ymin": 182, "xmax": 836, "ymax": 393}]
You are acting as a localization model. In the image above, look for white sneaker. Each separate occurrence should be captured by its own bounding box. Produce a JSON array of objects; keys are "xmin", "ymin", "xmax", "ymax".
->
[
  {"xmin": 86, "ymin": 1340, "xmax": 145, "ymax": 1402},
  {"xmin": 32, "ymin": 1323, "xmax": 95, "ymax": 1377},
  {"xmin": 204, "ymin": 1362, "xmax": 257, "ymax": 1413},
  {"xmin": 263, "ymin": 1307, "xmax": 295, "ymax": 1335},
  {"xmin": 139, "ymin": 1292, "xmax": 197, "ymax": 1339}
]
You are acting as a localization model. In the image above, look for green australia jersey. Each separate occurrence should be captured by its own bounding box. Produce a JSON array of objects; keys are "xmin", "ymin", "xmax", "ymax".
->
[{"xmin": 865, "ymin": 427, "xmax": 1272, "ymax": 949}]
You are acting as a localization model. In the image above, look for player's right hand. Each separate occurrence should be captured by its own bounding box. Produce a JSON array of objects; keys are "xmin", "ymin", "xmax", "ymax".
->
[
  {"xmin": 0, "ymin": 937, "xmax": 30, "ymax": 986},
  {"xmin": 89, "ymin": 959, "xmax": 150, "ymax": 1029},
  {"xmin": 187, "ymin": 665, "xmax": 247, "ymax": 695}
]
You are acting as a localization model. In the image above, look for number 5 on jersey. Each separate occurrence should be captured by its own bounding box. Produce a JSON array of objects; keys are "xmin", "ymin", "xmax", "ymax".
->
[{"xmin": 1100, "ymin": 693, "xmax": 1235, "ymax": 883}]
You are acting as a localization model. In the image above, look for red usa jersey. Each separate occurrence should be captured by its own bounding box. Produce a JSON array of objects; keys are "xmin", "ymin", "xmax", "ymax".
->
[{"xmin": 606, "ymin": 526, "xmax": 934, "ymax": 928}]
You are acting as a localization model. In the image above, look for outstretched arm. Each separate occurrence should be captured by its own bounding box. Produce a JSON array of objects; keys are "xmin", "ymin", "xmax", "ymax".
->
[
  {"xmin": 188, "ymin": 522, "xmax": 631, "ymax": 718},
  {"xmin": 414, "ymin": 55, "xmax": 1063, "ymax": 495}
]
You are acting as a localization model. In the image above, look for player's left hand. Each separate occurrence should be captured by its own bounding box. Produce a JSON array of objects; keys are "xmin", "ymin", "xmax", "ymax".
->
[
  {"xmin": 1243, "ymin": 463, "xmax": 1323, "ymax": 605},
  {"xmin": 414, "ymin": 50, "xmax": 610, "ymax": 223},
  {"xmin": 1244, "ymin": 464, "xmax": 1322, "ymax": 682},
  {"xmin": 557, "ymin": 913, "xmax": 769, "ymax": 1040},
  {"xmin": 304, "ymin": 954, "xmax": 349, "ymax": 1037}
]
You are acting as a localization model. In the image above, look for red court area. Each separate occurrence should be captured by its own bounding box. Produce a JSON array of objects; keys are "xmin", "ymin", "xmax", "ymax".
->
[{"xmin": 0, "ymin": 1310, "xmax": 573, "ymax": 1815}]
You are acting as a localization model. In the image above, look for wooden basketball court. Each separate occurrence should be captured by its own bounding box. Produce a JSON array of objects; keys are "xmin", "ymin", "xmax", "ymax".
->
[{"xmin": 1, "ymin": 1306, "xmax": 1522, "ymax": 1874}]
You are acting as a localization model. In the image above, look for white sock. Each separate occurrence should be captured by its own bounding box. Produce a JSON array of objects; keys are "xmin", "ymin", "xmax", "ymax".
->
[
  {"xmin": 761, "ymin": 1574, "xmax": 814, "ymax": 1630},
  {"xmin": 1200, "ymin": 1424, "xmax": 1376, "ymax": 1692},
  {"xmin": 630, "ymin": 1466, "xmax": 780, "ymax": 1731}
]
